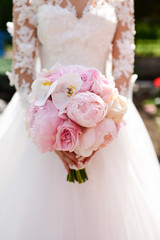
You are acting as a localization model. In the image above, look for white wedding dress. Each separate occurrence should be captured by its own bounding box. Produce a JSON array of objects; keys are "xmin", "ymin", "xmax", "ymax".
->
[{"xmin": 0, "ymin": 0, "xmax": 160, "ymax": 239}]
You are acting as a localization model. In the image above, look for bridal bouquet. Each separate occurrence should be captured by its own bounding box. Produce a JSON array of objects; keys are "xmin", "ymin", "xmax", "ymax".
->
[{"xmin": 26, "ymin": 63, "xmax": 127, "ymax": 183}]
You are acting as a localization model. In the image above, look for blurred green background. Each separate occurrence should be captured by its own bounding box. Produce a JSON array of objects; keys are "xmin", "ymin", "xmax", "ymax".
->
[{"xmin": 135, "ymin": 0, "xmax": 160, "ymax": 56}]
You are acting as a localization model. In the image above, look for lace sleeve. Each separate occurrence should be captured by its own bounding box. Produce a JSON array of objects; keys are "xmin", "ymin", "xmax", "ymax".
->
[
  {"xmin": 10, "ymin": 0, "xmax": 37, "ymax": 99},
  {"xmin": 112, "ymin": 0, "xmax": 135, "ymax": 97}
]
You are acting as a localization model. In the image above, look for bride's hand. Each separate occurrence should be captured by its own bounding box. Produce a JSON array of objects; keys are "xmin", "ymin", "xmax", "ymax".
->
[
  {"xmin": 55, "ymin": 150, "xmax": 97, "ymax": 173},
  {"xmin": 82, "ymin": 150, "xmax": 97, "ymax": 165},
  {"xmin": 54, "ymin": 150, "xmax": 81, "ymax": 173}
]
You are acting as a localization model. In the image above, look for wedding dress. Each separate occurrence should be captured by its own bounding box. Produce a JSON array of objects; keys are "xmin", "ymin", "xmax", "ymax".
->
[{"xmin": 0, "ymin": 0, "xmax": 160, "ymax": 239}]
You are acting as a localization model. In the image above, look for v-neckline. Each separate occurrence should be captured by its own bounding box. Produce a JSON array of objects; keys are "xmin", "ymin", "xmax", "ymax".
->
[
  {"xmin": 58, "ymin": 0, "xmax": 98, "ymax": 19},
  {"xmin": 44, "ymin": 0, "xmax": 108, "ymax": 21},
  {"xmin": 67, "ymin": 0, "xmax": 92, "ymax": 19}
]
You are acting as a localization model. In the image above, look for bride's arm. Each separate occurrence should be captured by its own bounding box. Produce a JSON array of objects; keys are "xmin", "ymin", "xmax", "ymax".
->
[
  {"xmin": 11, "ymin": 0, "xmax": 37, "ymax": 98},
  {"xmin": 13, "ymin": 0, "xmax": 81, "ymax": 170},
  {"xmin": 112, "ymin": 0, "xmax": 135, "ymax": 97}
]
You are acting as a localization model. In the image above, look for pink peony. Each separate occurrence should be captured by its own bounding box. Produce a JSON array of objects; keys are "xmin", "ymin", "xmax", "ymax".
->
[
  {"xmin": 66, "ymin": 92, "xmax": 107, "ymax": 127},
  {"xmin": 79, "ymin": 68, "xmax": 101, "ymax": 92},
  {"xmin": 91, "ymin": 77, "xmax": 115, "ymax": 101},
  {"xmin": 26, "ymin": 103, "xmax": 39, "ymax": 130},
  {"xmin": 55, "ymin": 119, "xmax": 82, "ymax": 152},
  {"xmin": 75, "ymin": 119, "xmax": 118, "ymax": 157},
  {"xmin": 95, "ymin": 119, "xmax": 118, "ymax": 148},
  {"xmin": 28, "ymin": 100, "xmax": 64, "ymax": 153}
]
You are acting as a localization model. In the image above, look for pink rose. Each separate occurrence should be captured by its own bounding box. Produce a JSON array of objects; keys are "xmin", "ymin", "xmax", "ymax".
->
[
  {"xmin": 28, "ymin": 100, "xmax": 63, "ymax": 153},
  {"xmin": 75, "ymin": 119, "xmax": 118, "ymax": 157},
  {"xmin": 66, "ymin": 92, "xmax": 107, "ymax": 127},
  {"xmin": 55, "ymin": 119, "xmax": 82, "ymax": 152}
]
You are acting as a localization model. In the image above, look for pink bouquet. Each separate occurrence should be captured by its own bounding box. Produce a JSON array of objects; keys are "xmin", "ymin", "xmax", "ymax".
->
[{"xmin": 26, "ymin": 63, "xmax": 127, "ymax": 183}]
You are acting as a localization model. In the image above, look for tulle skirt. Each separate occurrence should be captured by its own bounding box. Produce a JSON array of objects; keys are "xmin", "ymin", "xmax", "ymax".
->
[{"xmin": 0, "ymin": 92, "xmax": 160, "ymax": 240}]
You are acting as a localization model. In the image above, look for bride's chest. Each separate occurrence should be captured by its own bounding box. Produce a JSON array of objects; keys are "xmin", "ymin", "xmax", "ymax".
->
[{"xmin": 36, "ymin": 3, "xmax": 118, "ymax": 46}]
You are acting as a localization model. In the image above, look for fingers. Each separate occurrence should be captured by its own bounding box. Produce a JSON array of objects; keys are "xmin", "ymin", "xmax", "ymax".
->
[
  {"xmin": 83, "ymin": 151, "xmax": 97, "ymax": 165},
  {"xmin": 55, "ymin": 150, "xmax": 98, "ymax": 172},
  {"xmin": 78, "ymin": 156, "xmax": 85, "ymax": 162},
  {"xmin": 63, "ymin": 151, "xmax": 78, "ymax": 162},
  {"xmin": 63, "ymin": 155, "xmax": 77, "ymax": 167},
  {"xmin": 83, "ymin": 156, "xmax": 91, "ymax": 165},
  {"xmin": 55, "ymin": 150, "xmax": 79, "ymax": 169},
  {"xmin": 63, "ymin": 152, "xmax": 84, "ymax": 168}
]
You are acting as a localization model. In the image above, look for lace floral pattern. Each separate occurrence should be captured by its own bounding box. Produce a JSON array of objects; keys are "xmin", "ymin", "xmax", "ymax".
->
[
  {"xmin": 113, "ymin": 30, "xmax": 135, "ymax": 79},
  {"xmin": 11, "ymin": 0, "xmax": 135, "ymax": 99},
  {"xmin": 110, "ymin": 0, "xmax": 135, "ymax": 96},
  {"xmin": 9, "ymin": 0, "xmax": 37, "ymax": 97},
  {"xmin": 36, "ymin": 0, "xmax": 117, "ymax": 75}
]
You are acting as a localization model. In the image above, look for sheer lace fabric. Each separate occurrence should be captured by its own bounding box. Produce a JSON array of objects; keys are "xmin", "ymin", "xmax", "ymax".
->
[
  {"xmin": 111, "ymin": 0, "xmax": 135, "ymax": 96},
  {"xmin": 1, "ymin": 2, "xmax": 160, "ymax": 239},
  {"xmin": 9, "ymin": 0, "xmax": 37, "ymax": 98},
  {"xmin": 37, "ymin": 2, "xmax": 117, "ymax": 77},
  {"xmin": 11, "ymin": 0, "xmax": 135, "ymax": 98}
]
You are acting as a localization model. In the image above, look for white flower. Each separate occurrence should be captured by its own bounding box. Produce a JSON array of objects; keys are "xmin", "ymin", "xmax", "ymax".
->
[
  {"xmin": 28, "ymin": 69, "xmax": 57, "ymax": 106},
  {"xmin": 28, "ymin": 70, "xmax": 83, "ymax": 109},
  {"xmin": 51, "ymin": 72, "xmax": 83, "ymax": 111}
]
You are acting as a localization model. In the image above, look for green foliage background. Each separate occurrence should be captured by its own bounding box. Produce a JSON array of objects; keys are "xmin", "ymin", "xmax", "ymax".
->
[{"xmin": 135, "ymin": 0, "xmax": 160, "ymax": 40}]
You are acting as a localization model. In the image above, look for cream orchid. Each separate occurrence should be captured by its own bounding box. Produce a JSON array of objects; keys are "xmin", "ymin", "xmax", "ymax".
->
[
  {"xmin": 51, "ymin": 72, "xmax": 83, "ymax": 111},
  {"xmin": 28, "ymin": 68, "xmax": 57, "ymax": 106}
]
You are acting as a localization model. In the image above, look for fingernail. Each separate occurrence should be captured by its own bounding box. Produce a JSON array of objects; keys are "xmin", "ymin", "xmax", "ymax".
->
[{"xmin": 78, "ymin": 156, "xmax": 84, "ymax": 161}]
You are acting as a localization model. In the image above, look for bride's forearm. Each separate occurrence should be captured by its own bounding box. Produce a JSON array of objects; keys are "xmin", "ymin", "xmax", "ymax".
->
[
  {"xmin": 115, "ymin": 75, "xmax": 130, "ymax": 97},
  {"xmin": 12, "ymin": 0, "xmax": 37, "ymax": 96},
  {"xmin": 13, "ymin": 69, "xmax": 34, "ymax": 91}
]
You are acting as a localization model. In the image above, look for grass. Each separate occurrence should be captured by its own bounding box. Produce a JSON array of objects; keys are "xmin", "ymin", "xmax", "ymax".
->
[
  {"xmin": 135, "ymin": 39, "xmax": 160, "ymax": 57},
  {"xmin": 0, "ymin": 58, "xmax": 12, "ymax": 75}
]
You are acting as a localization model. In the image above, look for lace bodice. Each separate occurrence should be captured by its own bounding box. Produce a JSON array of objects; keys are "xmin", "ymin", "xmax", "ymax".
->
[
  {"xmin": 10, "ymin": 0, "xmax": 135, "ymax": 99},
  {"xmin": 37, "ymin": 2, "xmax": 117, "ymax": 73}
]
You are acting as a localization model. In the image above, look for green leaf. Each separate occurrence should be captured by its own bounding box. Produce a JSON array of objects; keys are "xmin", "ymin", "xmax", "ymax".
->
[{"xmin": 75, "ymin": 170, "xmax": 83, "ymax": 184}]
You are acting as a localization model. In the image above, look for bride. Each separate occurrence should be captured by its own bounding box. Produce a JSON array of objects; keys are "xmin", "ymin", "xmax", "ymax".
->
[{"xmin": 0, "ymin": 0, "xmax": 160, "ymax": 239}]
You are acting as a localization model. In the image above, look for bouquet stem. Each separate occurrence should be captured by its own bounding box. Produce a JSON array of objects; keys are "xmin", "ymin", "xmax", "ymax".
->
[{"xmin": 67, "ymin": 168, "xmax": 88, "ymax": 184}]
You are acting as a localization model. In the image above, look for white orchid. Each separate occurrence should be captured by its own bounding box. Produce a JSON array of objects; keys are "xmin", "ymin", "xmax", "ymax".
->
[
  {"xmin": 28, "ymin": 68, "xmax": 83, "ymax": 109},
  {"xmin": 28, "ymin": 68, "xmax": 57, "ymax": 106},
  {"xmin": 51, "ymin": 72, "xmax": 83, "ymax": 111}
]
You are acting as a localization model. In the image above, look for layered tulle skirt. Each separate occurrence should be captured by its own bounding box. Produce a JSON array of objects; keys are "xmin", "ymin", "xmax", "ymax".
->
[{"xmin": 0, "ymin": 92, "xmax": 160, "ymax": 239}]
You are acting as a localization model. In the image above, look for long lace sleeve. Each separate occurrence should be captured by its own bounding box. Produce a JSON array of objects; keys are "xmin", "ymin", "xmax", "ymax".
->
[
  {"xmin": 9, "ymin": 0, "xmax": 37, "ymax": 99},
  {"xmin": 112, "ymin": 0, "xmax": 135, "ymax": 97}
]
